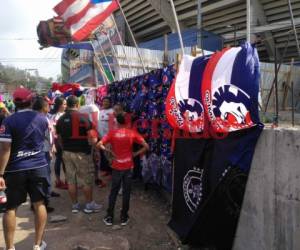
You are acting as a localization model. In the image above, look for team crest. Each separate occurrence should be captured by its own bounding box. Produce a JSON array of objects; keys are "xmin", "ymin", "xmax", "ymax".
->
[
  {"xmin": 183, "ymin": 167, "xmax": 204, "ymax": 213},
  {"xmin": 166, "ymin": 42, "xmax": 260, "ymax": 135},
  {"xmin": 202, "ymin": 43, "xmax": 260, "ymax": 133},
  {"xmin": 166, "ymin": 55, "xmax": 209, "ymax": 133}
]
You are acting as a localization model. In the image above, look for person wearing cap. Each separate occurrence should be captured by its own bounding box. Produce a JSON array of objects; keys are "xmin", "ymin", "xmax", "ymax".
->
[
  {"xmin": 56, "ymin": 95, "xmax": 102, "ymax": 214},
  {"xmin": 0, "ymin": 88, "xmax": 49, "ymax": 250}
]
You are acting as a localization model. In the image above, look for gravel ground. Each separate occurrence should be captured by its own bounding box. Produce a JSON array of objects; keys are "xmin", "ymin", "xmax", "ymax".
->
[{"xmin": 0, "ymin": 175, "xmax": 178, "ymax": 250}]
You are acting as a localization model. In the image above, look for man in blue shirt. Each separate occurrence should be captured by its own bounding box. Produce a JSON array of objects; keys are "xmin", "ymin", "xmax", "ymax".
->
[{"xmin": 0, "ymin": 87, "xmax": 48, "ymax": 250}]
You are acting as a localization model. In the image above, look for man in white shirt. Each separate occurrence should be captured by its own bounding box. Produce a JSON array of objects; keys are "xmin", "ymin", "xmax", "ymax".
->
[
  {"xmin": 99, "ymin": 97, "xmax": 114, "ymax": 138},
  {"xmin": 79, "ymin": 102, "xmax": 104, "ymax": 187},
  {"xmin": 98, "ymin": 97, "xmax": 114, "ymax": 175}
]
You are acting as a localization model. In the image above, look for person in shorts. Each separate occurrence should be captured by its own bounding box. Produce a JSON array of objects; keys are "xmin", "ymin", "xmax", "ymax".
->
[
  {"xmin": 56, "ymin": 95, "xmax": 101, "ymax": 214},
  {"xmin": 0, "ymin": 87, "xmax": 49, "ymax": 250}
]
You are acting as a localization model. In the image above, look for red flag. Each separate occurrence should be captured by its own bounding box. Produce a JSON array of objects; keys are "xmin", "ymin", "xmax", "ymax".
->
[{"xmin": 54, "ymin": 0, "xmax": 119, "ymax": 41}]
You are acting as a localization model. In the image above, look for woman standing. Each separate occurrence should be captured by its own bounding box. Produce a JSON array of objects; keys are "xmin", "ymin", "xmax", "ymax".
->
[{"xmin": 50, "ymin": 97, "xmax": 68, "ymax": 189}]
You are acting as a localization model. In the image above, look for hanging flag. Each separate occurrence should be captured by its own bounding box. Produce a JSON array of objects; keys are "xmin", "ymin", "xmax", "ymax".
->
[
  {"xmin": 169, "ymin": 124, "xmax": 263, "ymax": 247},
  {"xmin": 202, "ymin": 42, "xmax": 260, "ymax": 133},
  {"xmin": 166, "ymin": 55, "xmax": 210, "ymax": 133},
  {"xmin": 54, "ymin": 0, "xmax": 119, "ymax": 42}
]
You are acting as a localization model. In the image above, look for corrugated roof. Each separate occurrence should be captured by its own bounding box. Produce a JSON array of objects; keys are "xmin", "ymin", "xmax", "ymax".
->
[{"xmin": 118, "ymin": 0, "xmax": 300, "ymax": 62}]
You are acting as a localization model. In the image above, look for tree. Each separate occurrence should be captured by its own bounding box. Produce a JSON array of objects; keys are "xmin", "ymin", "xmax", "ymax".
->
[
  {"xmin": 56, "ymin": 74, "xmax": 63, "ymax": 82},
  {"xmin": 0, "ymin": 64, "xmax": 52, "ymax": 93}
]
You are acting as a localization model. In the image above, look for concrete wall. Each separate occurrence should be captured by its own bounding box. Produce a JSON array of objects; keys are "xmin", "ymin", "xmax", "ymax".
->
[{"xmin": 233, "ymin": 128, "xmax": 300, "ymax": 250}]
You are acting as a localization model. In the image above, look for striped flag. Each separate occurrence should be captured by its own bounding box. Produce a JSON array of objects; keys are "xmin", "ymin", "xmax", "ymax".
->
[
  {"xmin": 166, "ymin": 55, "xmax": 210, "ymax": 133},
  {"xmin": 166, "ymin": 42, "xmax": 260, "ymax": 135},
  {"xmin": 54, "ymin": 0, "xmax": 119, "ymax": 41},
  {"xmin": 202, "ymin": 42, "xmax": 260, "ymax": 133}
]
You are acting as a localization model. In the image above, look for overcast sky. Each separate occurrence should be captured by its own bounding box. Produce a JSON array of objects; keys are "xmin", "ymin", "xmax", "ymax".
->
[{"xmin": 0, "ymin": 0, "xmax": 62, "ymax": 79}]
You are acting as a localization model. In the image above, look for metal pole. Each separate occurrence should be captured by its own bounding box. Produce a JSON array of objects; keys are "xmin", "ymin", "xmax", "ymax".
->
[
  {"xmin": 95, "ymin": 33, "xmax": 116, "ymax": 82},
  {"xmin": 246, "ymin": 0, "xmax": 251, "ymax": 42},
  {"xmin": 105, "ymin": 32, "xmax": 124, "ymax": 80},
  {"xmin": 291, "ymin": 81, "xmax": 295, "ymax": 127},
  {"xmin": 94, "ymin": 56, "xmax": 109, "ymax": 85},
  {"xmin": 90, "ymin": 41, "xmax": 100, "ymax": 86},
  {"xmin": 163, "ymin": 34, "xmax": 169, "ymax": 66},
  {"xmin": 274, "ymin": 46, "xmax": 279, "ymax": 126},
  {"xmin": 111, "ymin": 15, "xmax": 133, "ymax": 74},
  {"xmin": 234, "ymin": 25, "xmax": 237, "ymax": 46},
  {"xmin": 169, "ymin": 0, "xmax": 185, "ymax": 56},
  {"xmin": 90, "ymin": 40, "xmax": 110, "ymax": 85},
  {"xmin": 118, "ymin": 2, "xmax": 147, "ymax": 73},
  {"xmin": 265, "ymin": 31, "xmax": 292, "ymax": 112},
  {"xmin": 94, "ymin": 61, "xmax": 99, "ymax": 86},
  {"xmin": 197, "ymin": 0, "xmax": 202, "ymax": 49},
  {"xmin": 155, "ymin": 56, "xmax": 160, "ymax": 68},
  {"xmin": 287, "ymin": 0, "xmax": 300, "ymax": 58}
]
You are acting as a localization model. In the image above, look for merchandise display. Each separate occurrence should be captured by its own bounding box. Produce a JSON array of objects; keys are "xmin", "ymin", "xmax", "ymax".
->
[{"xmin": 108, "ymin": 66, "xmax": 176, "ymax": 191}]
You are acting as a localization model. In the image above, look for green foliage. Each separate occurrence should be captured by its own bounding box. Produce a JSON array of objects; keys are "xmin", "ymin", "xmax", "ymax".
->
[{"xmin": 0, "ymin": 63, "xmax": 52, "ymax": 92}]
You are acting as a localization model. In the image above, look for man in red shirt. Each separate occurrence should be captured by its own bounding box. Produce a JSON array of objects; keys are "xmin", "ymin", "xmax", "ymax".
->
[{"xmin": 97, "ymin": 114, "xmax": 149, "ymax": 226}]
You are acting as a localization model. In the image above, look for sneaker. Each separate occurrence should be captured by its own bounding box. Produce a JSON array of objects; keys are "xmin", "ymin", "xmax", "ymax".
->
[
  {"xmin": 46, "ymin": 206, "xmax": 54, "ymax": 213},
  {"xmin": 103, "ymin": 215, "xmax": 113, "ymax": 226},
  {"xmin": 56, "ymin": 180, "xmax": 68, "ymax": 190},
  {"xmin": 62, "ymin": 181, "xmax": 69, "ymax": 190},
  {"xmin": 50, "ymin": 191, "xmax": 60, "ymax": 197},
  {"xmin": 96, "ymin": 179, "xmax": 107, "ymax": 188},
  {"xmin": 83, "ymin": 201, "xmax": 102, "ymax": 214},
  {"xmin": 33, "ymin": 241, "xmax": 47, "ymax": 250},
  {"xmin": 55, "ymin": 180, "xmax": 64, "ymax": 189},
  {"xmin": 72, "ymin": 203, "xmax": 80, "ymax": 213},
  {"xmin": 118, "ymin": 187, "xmax": 123, "ymax": 196},
  {"xmin": 101, "ymin": 171, "xmax": 111, "ymax": 177},
  {"xmin": 120, "ymin": 216, "xmax": 129, "ymax": 226},
  {"xmin": 4, "ymin": 247, "xmax": 15, "ymax": 250}
]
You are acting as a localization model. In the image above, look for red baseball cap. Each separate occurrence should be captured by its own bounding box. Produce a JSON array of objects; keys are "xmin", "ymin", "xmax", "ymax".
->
[{"xmin": 13, "ymin": 87, "xmax": 33, "ymax": 103}]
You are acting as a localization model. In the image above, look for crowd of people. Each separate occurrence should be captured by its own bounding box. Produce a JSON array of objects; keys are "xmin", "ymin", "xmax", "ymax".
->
[{"xmin": 0, "ymin": 87, "xmax": 149, "ymax": 250}]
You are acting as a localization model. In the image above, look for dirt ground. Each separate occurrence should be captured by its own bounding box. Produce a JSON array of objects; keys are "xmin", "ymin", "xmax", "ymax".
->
[{"xmin": 0, "ymin": 174, "xmax": 180, "ymax": 250}]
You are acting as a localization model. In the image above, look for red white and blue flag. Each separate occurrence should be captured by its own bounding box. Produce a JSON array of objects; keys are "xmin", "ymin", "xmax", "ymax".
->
[
  {"xmin": 166, "ymin": 55, "xmax": 210, "ymax": 133},
  {"xmin": 54, "ymin": 0, "xmax": 119, "ymax": 41},
  {"xmin": 166, "ymin": 42, "xmax": 260, "ymax": 134},
  {"xmin": 202, "ymin": 42, "xmax": 260, "ymax": 133}
]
